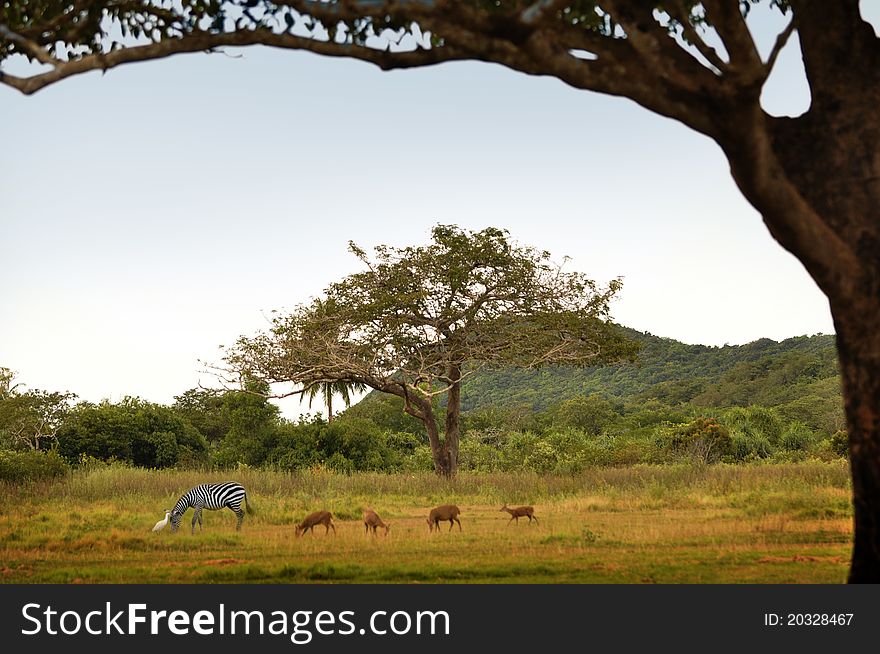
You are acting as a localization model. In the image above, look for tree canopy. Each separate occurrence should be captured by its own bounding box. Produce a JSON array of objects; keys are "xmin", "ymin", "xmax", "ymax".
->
[
  {"xmin": 1, "ymin": 0, "xmax": 801, "ymax": 112},
  {"xmin": 222, "ymin": 225, "xmax": 638, "ymax": 475},
  {"xmin": 0, "ymin": 368, "xmax": 77, "ymax": 451}
]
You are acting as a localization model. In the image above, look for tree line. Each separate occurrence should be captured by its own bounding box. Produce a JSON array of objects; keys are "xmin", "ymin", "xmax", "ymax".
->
[{"xmin": 0, "ymin": 365, "xmax": 848, "ymax": 484}]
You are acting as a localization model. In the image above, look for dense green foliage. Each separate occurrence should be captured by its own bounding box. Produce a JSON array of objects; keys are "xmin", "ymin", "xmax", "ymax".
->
[
  {"xmin": 55, "ymin": 398, "xmax": 208, "ymax": 468},
  {"xmin": 345, "ymin": 330, "xmax": 845, "ymax": 471},
  {"xmin": 0, "ymin": 449, "xmax": 68, "ymax": 483},
  {"xmin": 453, "ymin": 329, "xmax": 840, "ymax": 414},
  {"xmin": 0, "ymin": 331, "xmax": 846, "ymax": 475}
]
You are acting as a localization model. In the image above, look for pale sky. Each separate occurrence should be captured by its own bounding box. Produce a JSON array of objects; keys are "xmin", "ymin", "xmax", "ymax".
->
[{"xmin": 2, "ymin": 4, "xmax": 878, "ymax": 417}]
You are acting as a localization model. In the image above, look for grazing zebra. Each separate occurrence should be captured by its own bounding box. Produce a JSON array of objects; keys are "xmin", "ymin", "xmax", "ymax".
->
[{"xmin": 169, "ymin": 482, "xmax": 253, "ymax": 534}]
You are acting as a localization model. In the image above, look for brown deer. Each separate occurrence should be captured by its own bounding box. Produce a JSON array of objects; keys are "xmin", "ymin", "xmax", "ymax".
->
[
  {"xmin": 427, "ymin": 504, "xmax": 462, "ymax": 532},
  {"xmin": 363, "ymin": 509, "xmax": 390, "ymax": 536},
  {"xmin": 295, "ymin": 510, "xmax": 336, "ymax": 537},
  {"xmin": 500, "ymin": 503, "xmax": 538, "ymax": 526}
]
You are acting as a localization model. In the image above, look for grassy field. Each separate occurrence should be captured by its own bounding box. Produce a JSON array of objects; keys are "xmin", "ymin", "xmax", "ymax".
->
[{"xmin": 0, "ymin": 461, "xmax": 854, "ymax": 583}]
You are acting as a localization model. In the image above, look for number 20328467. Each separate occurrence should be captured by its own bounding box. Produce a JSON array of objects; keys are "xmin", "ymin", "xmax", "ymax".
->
[{"xmin": 764, "ymin": 613, "xmax": 853, "ymax": 627}]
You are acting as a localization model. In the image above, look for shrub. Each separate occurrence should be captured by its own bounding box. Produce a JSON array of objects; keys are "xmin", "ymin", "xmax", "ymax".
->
[
  {"xmin": 458, "ymin": 437, "xmax": 504, "ymax": 472},
  {"xmin": 268, "ymin": 417, "xmax": 408, "ymax": 472},
  {"xmin": 722, "ymin": 406, "xmax": 785, "ymax": 445},
  {"xmin": 399, "ymin": 445, "xmax": 434, "ymax": 472},
  {"xmin": 546, "ymin": 394, "xmax": 618, "ymax": 435},
  {"xmin": 57, "ymin": 398, "xmax": 207, "ymax": 468},
  {"xmin": 779, "ymin": 422, "xmax": 815, "ymax": 452},
  {"xmin": 0, "ymin": 449, "xmax": 69, "ymax": 483},
  {"xmin": 668, "ymin": 417, "xmax": 732, "ymax": 463},
  {"xmin": 830, "ymin": 429, "xmax": 849, "ymax": 458},
  {"xmin": 730, "ymin": 431, "xmax": 773, "ymax": 462}
]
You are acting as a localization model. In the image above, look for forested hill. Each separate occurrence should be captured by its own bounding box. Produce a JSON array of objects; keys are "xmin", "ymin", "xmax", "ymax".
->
[{"xmin": 457, "ymin": 328, "xmax": 840, "ymax": 412}]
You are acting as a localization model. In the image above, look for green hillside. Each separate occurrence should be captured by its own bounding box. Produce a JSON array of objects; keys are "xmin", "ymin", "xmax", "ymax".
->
[
  {"xmin": 459, "ymin": 327, "xmax": 840, "ymax": 409},
  {"xmin": 348, "ymin": 327, "xmax": 845, "ymax": 439}
]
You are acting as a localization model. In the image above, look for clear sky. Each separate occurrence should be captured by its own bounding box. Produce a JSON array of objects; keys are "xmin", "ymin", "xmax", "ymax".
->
[{"xmin": 2, "ymin": 4, "xmax": 877, "ymax": 417}]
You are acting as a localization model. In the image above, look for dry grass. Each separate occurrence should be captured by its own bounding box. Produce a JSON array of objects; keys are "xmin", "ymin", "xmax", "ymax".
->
[{"xmin": 0, "ymin": 461, "xmax": 853, "ymax": 583}]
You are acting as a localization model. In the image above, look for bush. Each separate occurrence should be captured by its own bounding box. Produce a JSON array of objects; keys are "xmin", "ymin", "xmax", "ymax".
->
[
  {"xmin": 0, "ymin": 449, "xmax": 69, "ymax": 483},
  {"xmin": 667, "ymin": 417, "xmax": 732, "ymax": 463},
  {"xmin": 57, "ymin": 398, "xmax": 207, "ymax": 468},
  {"xmin": 400, "ymin": 445, "xmax": 434, "ymax": 472},
  {"xmin": 830, "ymin": 429, "xmax": 849, "ymax": 457},
  {"xmin": 722, "ymin": 406, "xmax": 784, "ymax": 445},
  {"xmin": 458, "ymin": 436, "xmax": 504, "ymax": 472},
  {"xmin": 730, "ymin": 431, "xmax": 773, "ymax": 462},
  {"xmin": 547, "ymin": 394, "xmax": 617, "ymax": 435},
  {"xmin": 779, "ymin": 422, "xmax": 815, "ymax": 452},
  {"xmin": 268, "ymin": 416, "xmax": 404, "ymax": 472}
]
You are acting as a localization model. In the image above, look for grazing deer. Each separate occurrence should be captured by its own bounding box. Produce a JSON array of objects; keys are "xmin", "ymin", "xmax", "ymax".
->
[
  {"xmin": 500, "ymin": 503, "xmax": 538, "ymax": 526},
  {"xmin": 295, "ymin": 510, "xmax": 336, "ymax": 537},
  {"xmin": 427, "ymin": 504, "xmax": 462, "ymax": 532},
  {"xmin": 363, "ymin": 509, "xmax": 390, "ymax": 536}
]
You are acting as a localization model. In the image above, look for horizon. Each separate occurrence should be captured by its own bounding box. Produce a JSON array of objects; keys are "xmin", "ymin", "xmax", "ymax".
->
[{"xmin": 2, "ymin": 321, "xmax": 837, "ymax": 414}]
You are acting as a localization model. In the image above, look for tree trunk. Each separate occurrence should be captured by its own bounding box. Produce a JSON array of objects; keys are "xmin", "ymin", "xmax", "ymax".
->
[
  {"xmin": 326, "ymin": 393, "xmax": 333, "ymax": 423},
  {"xmin": 424, "ymin": 413, "xmax": 454, "ymax": 477},
  {"xmin": 720, "ymin": 95, "xmax": 880, "ymax": 582},
  {"xmin": 443, "ymin": 366, "xmax": 463, "ymax": 477},
  {"xmin": 404, "ymin": 369, "xmax": 463, "ymax": 478},
  {"xmin": 833, "ymin": 305, "xmax": 880, "ymax": 583}
]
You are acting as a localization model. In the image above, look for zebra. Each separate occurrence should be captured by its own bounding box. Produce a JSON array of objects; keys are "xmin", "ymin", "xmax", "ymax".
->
[{"xmin": 169, "ymin": 482, "xmax": 253, "ymax": 534}]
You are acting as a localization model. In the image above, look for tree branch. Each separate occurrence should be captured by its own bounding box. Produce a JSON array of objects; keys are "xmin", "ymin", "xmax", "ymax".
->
[
  {"xmin": 701, "ymin": 0, "xmax": 763, "ymax": 75},
  {"xmin": 789, "ymin": 0, "xmax": 880, "ymax": 111},
  {"xmin": 764, "ymin": 17, "xmax": 795, "ymax": 74},
  {"xmin": 0, "ymin": 23, "xmax": 59, "ymax": 66},
  {"xmin": 1, "ymin": 26, "xmax": 468, "ymax": 95},
  {"xmin": 665, "ymin": 1, "xmax": 728, "ymax": 73}
]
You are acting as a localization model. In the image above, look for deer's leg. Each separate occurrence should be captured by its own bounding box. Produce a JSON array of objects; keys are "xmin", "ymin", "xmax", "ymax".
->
[
  {"xmin": 507, "ymin": 516, "xmax": 514, "ymax": 526},
  {"xmin": 330, "ymin": 521, "xmax": 336, "ymax": 535},
  {"xmin": 454, "ymin": 517, "xmax": 462, "ymax": 532}
]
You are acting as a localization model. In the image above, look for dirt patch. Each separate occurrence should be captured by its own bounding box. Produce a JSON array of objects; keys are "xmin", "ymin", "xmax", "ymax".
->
[
  {"xmin": 202, "ymin": 558, "xmax": 246, "ymax": 566},
  {"xmin": 758, "ymin": 555, "xmax": 844, "ymax": 564}
]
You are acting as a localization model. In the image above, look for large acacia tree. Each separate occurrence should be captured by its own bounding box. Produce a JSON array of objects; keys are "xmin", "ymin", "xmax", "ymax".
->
[
  {"xmin": 3, "ymin": 1, "xmax": 878, "ymax": 580},
  {"xmin": 222, "ymin": 225, "xmax": 637, "ymax": 476}
]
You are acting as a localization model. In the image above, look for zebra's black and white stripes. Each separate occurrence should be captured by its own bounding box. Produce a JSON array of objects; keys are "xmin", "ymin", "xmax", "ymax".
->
[{"xmin": 170, "ymin": 482, "xmax": 253, "ymax": 534}]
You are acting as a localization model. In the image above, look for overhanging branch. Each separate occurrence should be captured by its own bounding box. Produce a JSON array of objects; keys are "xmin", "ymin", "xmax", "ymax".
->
[{"xmin": 0, "ymin": 25, "xmax": 468, "ymax": 95}]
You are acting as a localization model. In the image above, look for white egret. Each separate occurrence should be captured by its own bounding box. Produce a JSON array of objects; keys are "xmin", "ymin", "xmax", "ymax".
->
[{"xmin": 152, "ymin": 510, "xmax": 171, "ymax": 532}]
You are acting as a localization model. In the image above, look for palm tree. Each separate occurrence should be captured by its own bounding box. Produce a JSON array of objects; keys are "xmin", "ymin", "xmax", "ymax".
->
[{"xmin": 305, "ymin": 380, "xmax": 367, "ymax": 423}]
